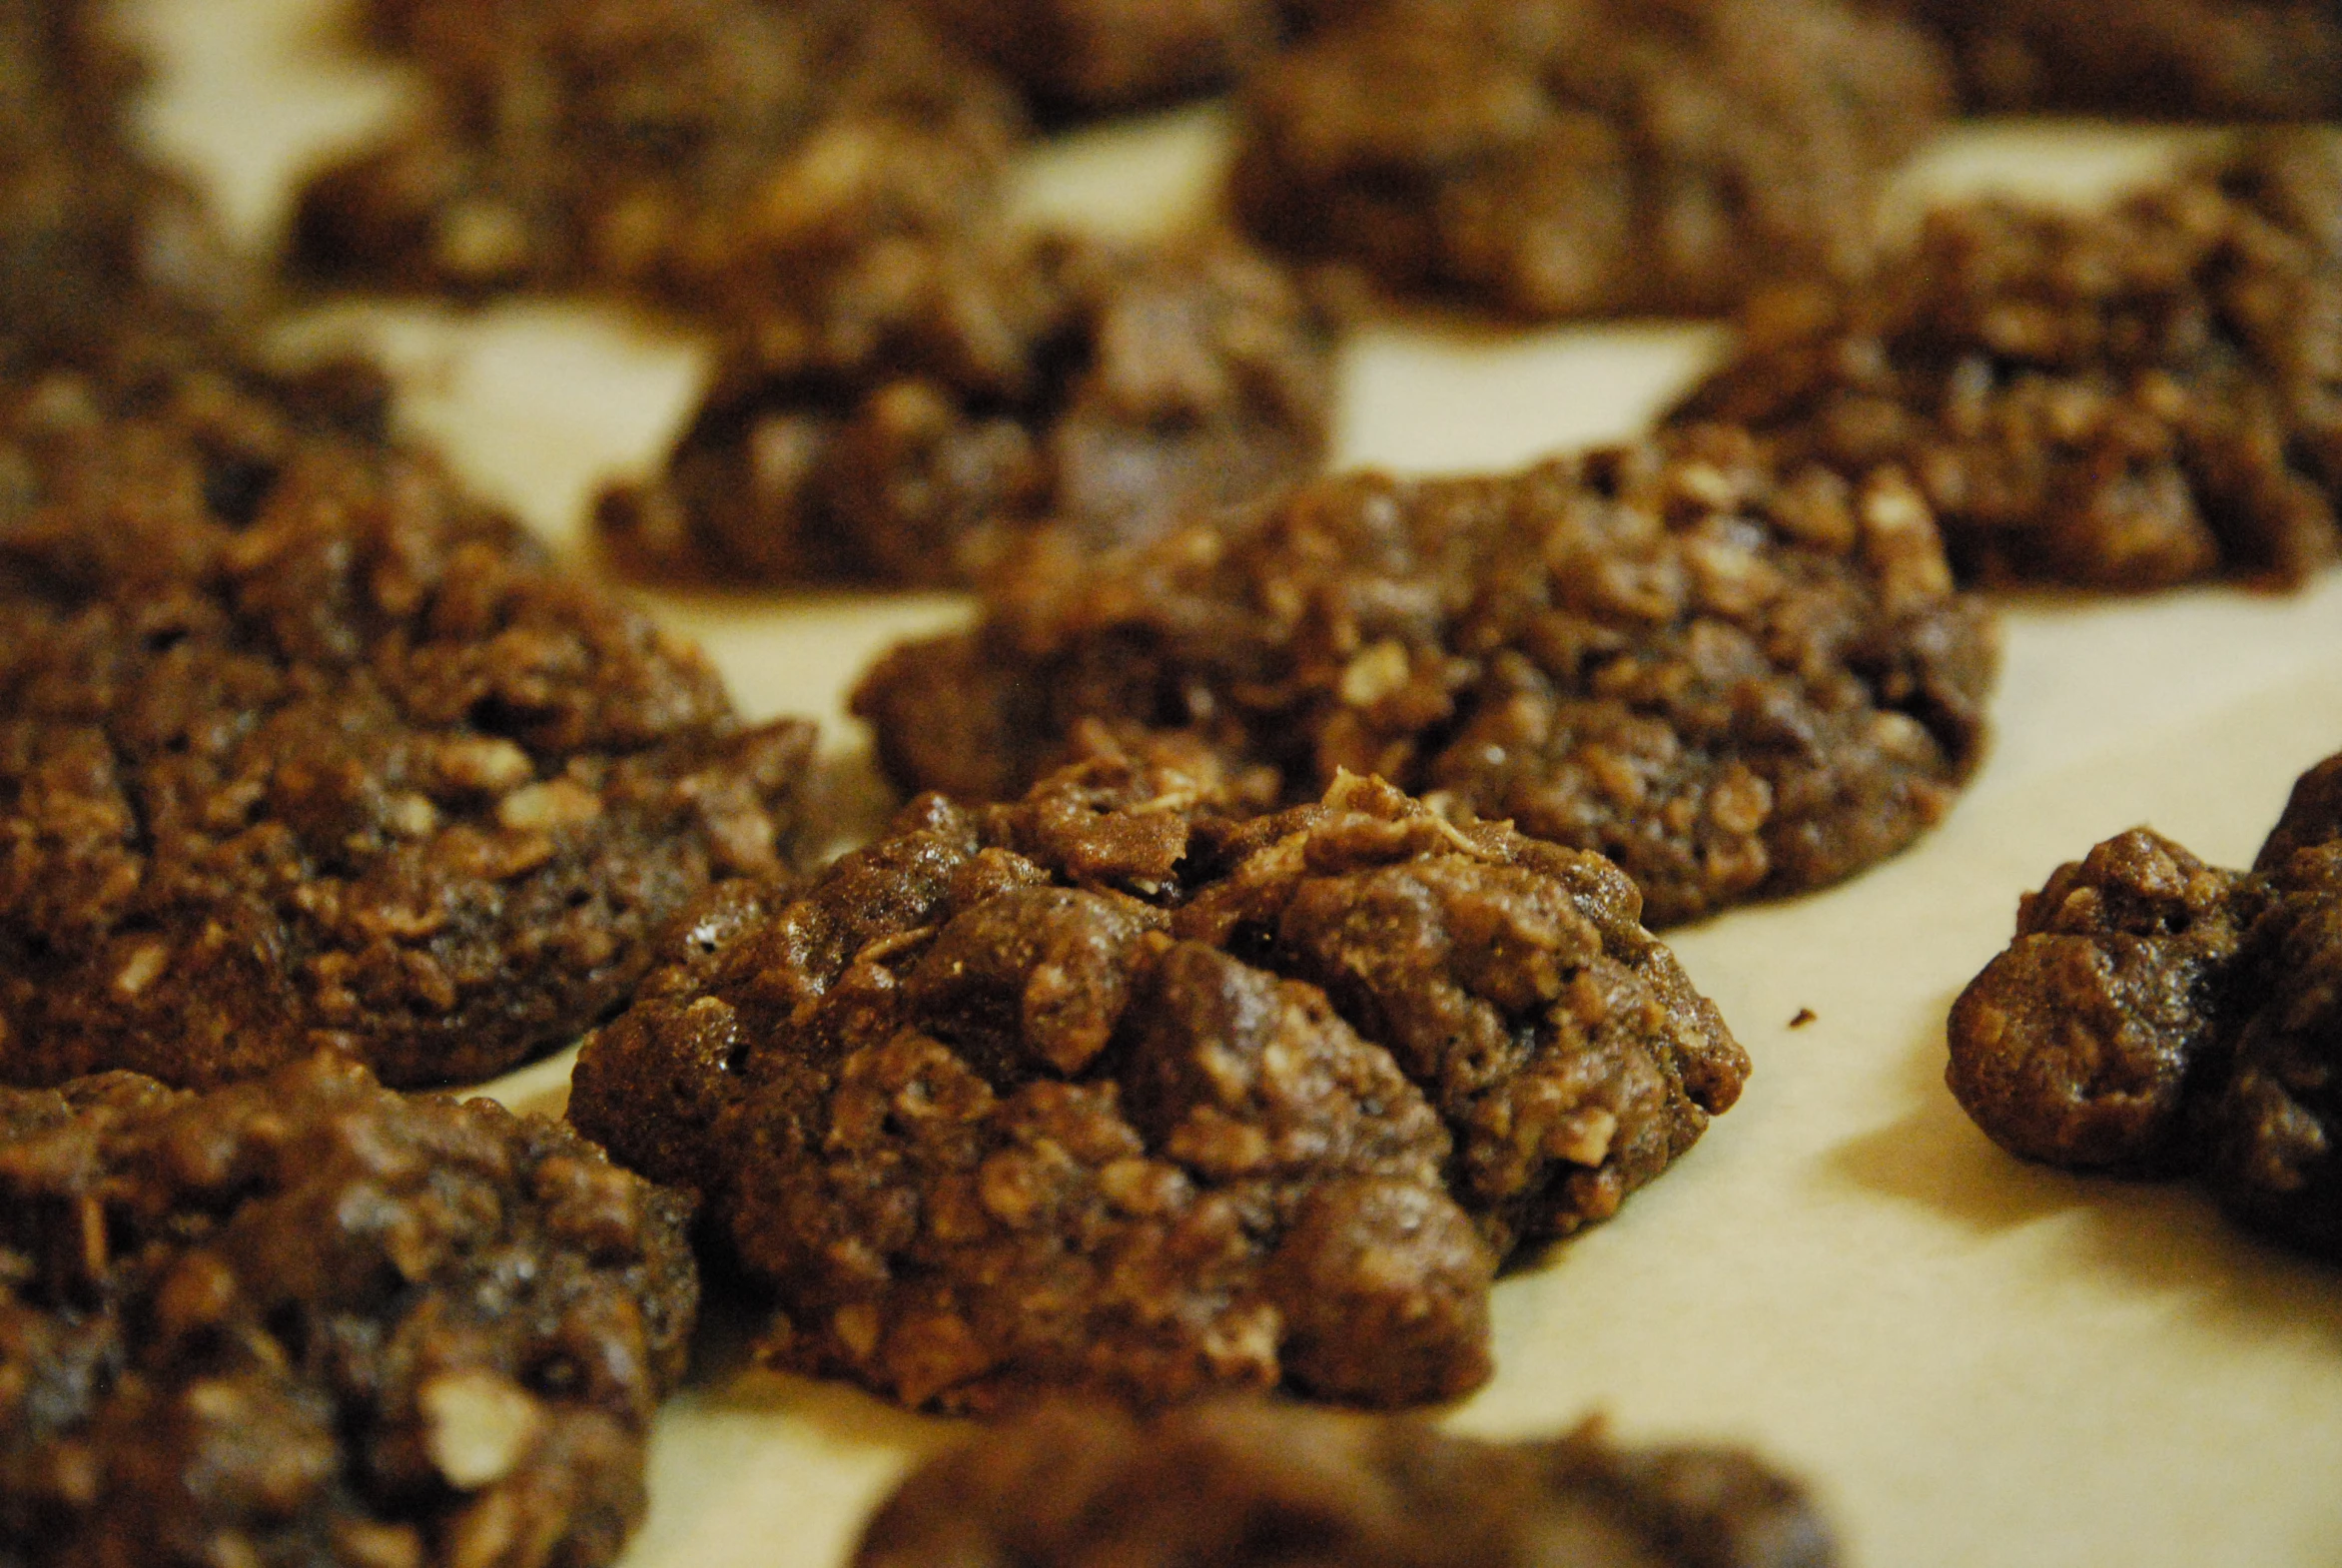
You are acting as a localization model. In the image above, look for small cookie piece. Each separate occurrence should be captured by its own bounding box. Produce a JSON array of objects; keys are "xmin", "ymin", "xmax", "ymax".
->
[
  {"xmin": 1230, "ymin": 0, "xmax": 1952, "ymax": 320},
  {"xmin": 914, "ymin": 0, "xmax": 1281, "ymax": 112},
  {"xmin": 596, "ymin": 230, "xmax": 1333, "ymax": 586},
  {"xmin": 1896, "ymin": 0, "xmax": 2342, "ymax": 119},
  {"xmin": 293, "ymin": 0, "xmax": 1019, "ymax": 308},
  {"xmin": 853, "ymin": 1399, "xmax": 1837, "ymax": 1568},
  {"xmin": 0, "ymin": 355, "xmax": 813, "ymax": 1090},
  {"xmin": 0, "ymin": 1052, "xmax": 698, "ymax": 1568},
  {"xmin": 570, "ymin": 747, "xmax": 1745, "ymax": 1412},
  {"xmin": 853, "ymin": 424, "xmax": 1997, "ymax": 929},
  {"xmin": 1949, "ymin": 751, "xmax": 2342, "ymax": 1256},
  {"xmin": 1674, "ymin": 133, "xmax": 2342, "ymax": 591}
]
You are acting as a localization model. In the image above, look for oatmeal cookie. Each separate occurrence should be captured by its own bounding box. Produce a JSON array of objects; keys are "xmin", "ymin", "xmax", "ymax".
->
[
  {"xmin": 1949, "ymin": 751, "xmax": 2342, "ymax": 1256},
  {"xmin": 0, "ymin": 1051, "xmax": 698, "ymax": 1568},
  {"xmin": 1230, "ymin": 0, "xmax": 1952, "ymax": 320},
  {"xmin": 0, "ymin": 354, "xmax": 813, "ymax": 1091},
  {"xmin": 854, "ymin": 1399, "xmax": 1836, "ymax": 1568},
  {"xmin": 853, "ymin": 425, "xmax": 1997, "ymax": 929},
  {"xmin": 293, "ymin": 0, "xmax": 1019, "ymax": 310},
  {"xmin": 569, "ymin": 746, "xmax": 1745, "ymax": 1412},
  {"xmin": 1896, "ymin": 0, "xmax": 2342, "ymax": 119},
  {"xmin": 596, "ymin": 229, "xmax": 1332, "ymax": 587},
  {"xmin": 913, "ymin": 0, "xmax": 1282, "ymax": 113},
  {"xmin": 1673, "ymin": 133, "xmax": 2342, "ymax": 591}
]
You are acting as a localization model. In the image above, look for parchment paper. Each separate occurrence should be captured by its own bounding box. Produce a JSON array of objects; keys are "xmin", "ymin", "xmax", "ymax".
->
[{"xmin": 122, "ymin": 3, "xmax": 2342, "ymax": 1561}]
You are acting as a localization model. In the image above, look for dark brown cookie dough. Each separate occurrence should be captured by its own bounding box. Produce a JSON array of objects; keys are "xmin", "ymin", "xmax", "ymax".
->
[
  {"xmin": 292, "ymin": 0, "xmax": 1020, "ymax": 310},
  {"xmin": 1894, "ymin": 0, "xmax": 2342, "ymax": 119},
  {"xmin": 0, "ymin": 1051, "xmax": 699, "ymax": 1568},
  {"xmin": 853, "ymin": 425, "xmax": 1998, "ymax": 929},
  {"xmin": 1673, "ymin": 133, "xmax": 2342, "ymax": 592},
  {"xmin": 913, "ymin": 0, "xmax": 1282, "ymax": 113},
  {"xmin": 596, "ymin": 230, "xmax": 1333, "ymax": 587},
  {"xmin": 1230, "ymin": 0, "xmax": 1952, "ymax": 320},
  {"xmin": 0, "ymin": 354, "xmax": 813, "ymax": 1091},
  {"xmin": 569, "ymin": 746, "xmax": 1746, "ymax": 1412},
  {"xmin": 1949, "ymin": 750, "xmax": 2342, "ymax": 1257},
  {"xmin": 853, "ymin": 1399, "xmax": 1837, "ymax": 1568}
]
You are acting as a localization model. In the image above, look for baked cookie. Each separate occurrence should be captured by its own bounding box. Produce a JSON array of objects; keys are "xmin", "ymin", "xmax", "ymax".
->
[
  {"xmin": 1230, "ymin": 0, "xmax": 1952, "ymax": 320},
  {"xmin": 913, "ymin": 0, "xmax": 1281, "ymax": 113},
  {"xmin": 1948, "ymin": 751, "xmax": 2342, "ymax": 1257},
  {"xmin": 853, "ymin": 425, "xmax": 1997, "ymax": 929},
  {"xmin": 0, "ymin": 353, "xmax": 813, "ymax": 1091},
  {"xmin": 569, "ymin": 745, "xmax": 1746, "ymax": 1412},
  {"xmin": 855, "ymin": 1399, "xmax": 1836, "ymax": 1568},
  {"xmin": 595, "ymin": 230, "xmax": 1333, "ymax": 587},
  {"xmin": 0, "ymin": 1051, "xmax": 698, "ymax": 1568},
  {"xmin": 1674, "ymin": 133, "xmax": 2342, "ymax": 591},
  {"xmin": 293, "ymin": 0, "xmax": 1019, "ymax": 309},
  {"xmin": 1897, "ymin": 0, "xmax": 2342, "ymax": 119}
]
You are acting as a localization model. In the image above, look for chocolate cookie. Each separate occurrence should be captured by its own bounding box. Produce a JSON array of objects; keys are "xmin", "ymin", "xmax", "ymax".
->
[
  {"xmin": 0, "ymin": 1051, "xmax": 698, "ymax": 1568},
  {"xmin": 913, "ymin": 0, "xmax": 1281, "ymax": 113},
  {"xmin": 569, "ymin": 745, "xmax": 1745, "ymax": 1412},
  {"xmin": 1230, "ymin": 0, "xmax": 1952, "ymax": 320},
  {"xmin": 853, "ymin": 425, "xmax": 1998, "ymax": 929},
  {"xmin": 1896, "ymin": 0, "xmax": 2342, "ymax": 119},
  {"xmin": 1948, "ymin": 751, "xmax": 2342, "ymax": 1257},
  {"xmin": 0, "ymin": 353, "xmax": 813, "ymax": 1091},
  {"xmin": 596, "ymin": 230, "xmax": 1333, "ymax": 587},
  {"xmin": 1674, "ymin": 133, "xmax": 2342, "ymax": 591},
  {"xmin": 853, "ymin": 1399, "xmax": 1836, "ymax": 1568},
  {"xmin": 292, "ymin": 0, "xmax": 1019, "ymax": 310}
]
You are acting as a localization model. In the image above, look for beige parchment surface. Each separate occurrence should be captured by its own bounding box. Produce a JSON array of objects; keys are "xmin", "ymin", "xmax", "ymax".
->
[{"xmin": 121, "ymin": 3, "xmax": 2342, "ymax": 1562}]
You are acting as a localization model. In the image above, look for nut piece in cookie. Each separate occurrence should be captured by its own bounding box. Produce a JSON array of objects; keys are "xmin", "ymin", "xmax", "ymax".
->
[
  {"xmin": 0, "ymin": 358, "xmax": 813, "ymax": 1090},
  {"xmin": 852, "ymin": 1399, "xmax": 1837, "ymax": 1568},
  {"xmin": 1948, "ymin": 750, "xmax": 2342, "ymax": 1256},
  {"xmin": 1674, "ymin": 132, "xmax": 2342, "ymax": 592},
  {"xmin": 853, "ymin": 424, "xmax": 1998, "ymax": 928},
  {"xmin": 596, "ymin": 230, "xmax": 1333, "ymax": 587},
  {"xmin": 570, "ymin": 746, "xmax": 1746, "ymax": 1412},
  {"xmin": 1231, "ymin": 0, "xmax": 1952, "ymax": 320},
  {"xmin": 0, "ymin": 1052, "xmax": 699, "ymax": 1568},
  {"xmin": 293, "ymin": 0, "xmax": 1019, "ymax": 308}
]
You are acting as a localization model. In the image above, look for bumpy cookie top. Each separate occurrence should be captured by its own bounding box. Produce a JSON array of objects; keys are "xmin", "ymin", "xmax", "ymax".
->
[
  {"xmin": 854, "ymin": 1399, "xmax": 1837, "ymax": 1568},
  {"xmin": 1231, "ymin": 0, "xmax": 1951, "ymax": 319},
  {"xmin": 1949, "ymin": 752, "xmax": 2342, "ymax": 1257},
  {"xmin": 913, "ymin": 0, "xmax": 1283, "ymax": 112},
  {"xmin": 0, "ymin": 1052, "xmax": 699, "ymax": 1568},
  {"xmin": 855, "ymin": 424, "xmax": 1997, "ymax": 928},
  {"xmin": 1675, "ymin": 132, "xmax": 2342, "ymax": 590},
  {"xmin": 0, "ymin": 357, "xmax": 812, "ymax": 1089},
  {"xmin": 571, "ymin": 747, "xmax": 1744, "ymax": 1412}
]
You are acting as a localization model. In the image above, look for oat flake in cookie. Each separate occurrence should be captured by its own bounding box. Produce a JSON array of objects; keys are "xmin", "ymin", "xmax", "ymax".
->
[
  {"xmin": 293, "ymin": 0, "xmax": 1018, "ymax": 309},
  {"xmin": 854, "ymin": 1399, "xmax": 1836, "ymax": 1568},
  {"xmin": 1230, "ymin": 0, "xmax": 1951, "ymax": 320},
  {"xmin": 569, "ymin": 746, "xmax": 1745, "ymax": 1412},
  {"xmin": 1675, "ymin": 133, "xmax": 2342, "ymax": 592},
  {"xmin": 0, "ymin": 1052, "xmax": 698, "ymax": 1568},
  {"xmin": 854, "ymin": 425, "xmax": 1997, "ymax": 930},
  {"xmin": 0, "ymin": 358, "xmax": 812, "ymax": 1091},
  {"xmin": 1948, "ymin": 751, "xmax": 2342, "ymax": 1258},
  {"xmin": 597, "ymin": 230, "xmax": 1333, "ymax": 587}
]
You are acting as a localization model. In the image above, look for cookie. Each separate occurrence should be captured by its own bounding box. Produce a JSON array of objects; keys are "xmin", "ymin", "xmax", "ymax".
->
[
  {"xmin": 0, "ymin": 1051, "xmax": 698, "ymax": 1568},
  {"xmin": 595, "ymin": 230, "xmax": 1333, "ymax": 587},
  {"xmin": 292, "ymin": 0, "xmax": 1019, "ymax": 309},
  {"xmin": 853, "ymin": 1399, "xmax": 1837, "ymax": 1568},
  {"xmin": 1948, "ymin": 751, "xmax": 2342, "ymax": 1256},
  {"xmin": 1898, "ymin": 0, "xmax": 2342, "ymax": 119},
  {"xmin": 913, "ymin": 0, "xmax": 1281, "ymax": 112},
  {"xmin": 1674, "ymin": 133, "xmax": 2342, "ymax": 591},
  {"xmin": 1230, "ymin": 0, "xmax": 1952, "ymax": 320},
  {"xmin": 853, "ymin": 424, "xmax": 1998, "ymax": 929},
  {"xmin": 569, "ymin": 745, "xmax": 1745, "ymax": 1412},
  {"xmin": 0, "ymin": 353, "xmax": 813, "ymax": 1091}
]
